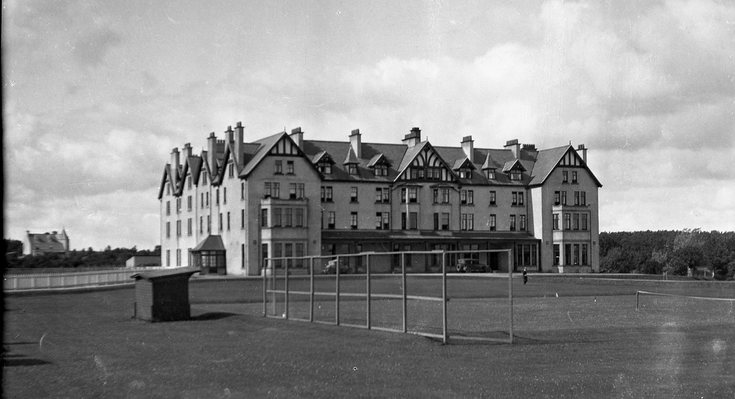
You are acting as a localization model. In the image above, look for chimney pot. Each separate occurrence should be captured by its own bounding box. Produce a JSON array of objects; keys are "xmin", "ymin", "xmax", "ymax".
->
[
  {"xmin": 461, "ymin": 135, "xmax": 474, "ymax": 160},
  {"xmin": 403, "ymin": 127, "xmax": 422, "ymax": 147},
  {"xmin": 504, "ymin": 139, "xmax": 521, "ymax": 159},
  {"xmin": 290, "ymin": 127, "xmax": 304, "ymax": 148},
  {"xmin": 349, "ymin": 128, "xmax": 362, "ymax": 158}
]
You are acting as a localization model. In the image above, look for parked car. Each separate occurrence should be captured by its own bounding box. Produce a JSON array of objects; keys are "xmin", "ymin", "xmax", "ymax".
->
[
  {"xmin": 322, "ymin": 258, "xmax": 351, "ymax": 274},
  {"xmin": 456, "ymin": 258, "xmax": 489, "ymax": 273}
]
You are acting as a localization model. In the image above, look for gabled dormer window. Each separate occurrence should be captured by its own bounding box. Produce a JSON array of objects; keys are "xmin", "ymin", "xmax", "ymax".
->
[
  {"xmin": 374, "ymin": 164, "xmax": 388, "ymax": 176},
  {"xmin": 318, "ymin": 162, "xmax": 332, "ymax": 174},
  {"xmin": 347, "ymin": 164, "xmax": 358, "ymax": 175},
  {"xmin": 484, "ymin": 169, "xmax": 496, "ymax": 179},
  {"xmin": 510, "ymin": 171, "xmax": 522, "ymax": 181},
  {"xmin": 459, "ymin": 168, "xmax": 472, "ymax": 179}
]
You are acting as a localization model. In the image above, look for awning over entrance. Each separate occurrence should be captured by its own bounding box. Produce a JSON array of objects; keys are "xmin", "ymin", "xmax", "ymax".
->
[{"xmin": 191, "ymin": 235, "xmax": 226, "ymax": 275}]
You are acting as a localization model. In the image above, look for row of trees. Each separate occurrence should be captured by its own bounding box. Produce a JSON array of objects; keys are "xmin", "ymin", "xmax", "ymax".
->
[
  {"xmin": 599, "ymin": 230, "xmax": 735, "ymax": 280},
  {"xmin": 3, "ymin": 240, "xmax": 160, "ymax": 269}
]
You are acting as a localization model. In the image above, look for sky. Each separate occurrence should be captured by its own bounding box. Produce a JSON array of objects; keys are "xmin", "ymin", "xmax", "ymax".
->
[{"xmin": 3, "ymin": 0, "xmax": 734, "ymax": 251}]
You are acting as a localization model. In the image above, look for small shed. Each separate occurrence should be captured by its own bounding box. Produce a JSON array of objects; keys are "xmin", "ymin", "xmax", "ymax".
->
[
  {"xmin": 191, "ymin": 235, "xmax": 227, "ymax": 275},
  {"xmin": 131, "ymin": 267, "xmax": 199, "ymax": 322}
]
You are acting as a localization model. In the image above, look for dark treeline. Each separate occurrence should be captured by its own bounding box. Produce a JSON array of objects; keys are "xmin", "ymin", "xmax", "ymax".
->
[
  {"xmin": 3, "ymin": 240, "xmax": 160, "ymax": 270},
  {"xmin": 600, "ymin": 230, "xmax": 735, "ymax": 280}
]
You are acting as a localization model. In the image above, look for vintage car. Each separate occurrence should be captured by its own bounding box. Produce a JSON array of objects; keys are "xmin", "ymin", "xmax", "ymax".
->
[
  {"xmin": 456, "ymin": 258, "xmax": 489, "ymax": 273},
  {"xmin": 322, "ymin": 258, "xmax": 351, "ymax": 274}
]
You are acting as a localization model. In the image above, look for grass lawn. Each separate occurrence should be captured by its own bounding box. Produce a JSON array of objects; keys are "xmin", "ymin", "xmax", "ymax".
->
[{"xmin": 4, "ymin": 277, "xmax": 734, "ymax": 398}]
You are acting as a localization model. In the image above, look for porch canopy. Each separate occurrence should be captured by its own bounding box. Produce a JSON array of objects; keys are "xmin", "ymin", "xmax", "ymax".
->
[{"xmin": 191, "ymin": 235, "xmax": 226, "ymax": 275}]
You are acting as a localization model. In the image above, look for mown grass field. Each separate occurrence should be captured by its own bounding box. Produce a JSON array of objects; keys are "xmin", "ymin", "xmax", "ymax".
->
[{"xmin": 4, "ymin": 276, "xmax": 734, "ymax": 398}]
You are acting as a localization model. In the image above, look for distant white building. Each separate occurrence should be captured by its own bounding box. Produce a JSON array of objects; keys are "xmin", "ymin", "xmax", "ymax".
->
[
  {"xmin": 159, "ymin": 123, "xmax": 602, "ymax": 275},
  {"xmin": 25, "ymin": 229, "xmax": 70, "ymax": 256}
]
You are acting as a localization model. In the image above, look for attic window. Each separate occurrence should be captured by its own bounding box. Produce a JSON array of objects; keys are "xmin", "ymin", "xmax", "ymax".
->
[
  {"xmin": 203, "ymin": 173, "xmax": 208, "ymax": 185},
  {"xmin": 459, "ymin": 168, "xmax": 472, "ymax": 179},
  {"xmin": 317, "ymin": 161, "xmax": 332, "ymax": 174},
  {"xmin": 374, "ymin": 164, "xmax": 388, "ymax": 176},
  {"xmin": 510, "ymin": 171, "xmax": 522, "ymax": 181},
  {"xmin": 347, "ymin": 164, "xmax": 358, "ymax": 175},
  {"xmin": 485, "ymin": 169, "xmax": 496, "ymax": 179}
]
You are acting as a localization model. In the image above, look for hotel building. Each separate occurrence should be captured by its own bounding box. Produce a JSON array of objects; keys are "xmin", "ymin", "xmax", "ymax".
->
[{"xmin": 158, "ymin": 123, "xmax": 601, "ymax": 275}]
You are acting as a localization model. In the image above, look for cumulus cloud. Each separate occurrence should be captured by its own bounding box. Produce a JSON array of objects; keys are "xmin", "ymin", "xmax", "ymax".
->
[
  {"xmin": 4, "ymin": 0, "xmax": 734, "ymax": 249},
  {"xmin": 72, "ymin": 28, "xmax": 122, "ymax": 66}
]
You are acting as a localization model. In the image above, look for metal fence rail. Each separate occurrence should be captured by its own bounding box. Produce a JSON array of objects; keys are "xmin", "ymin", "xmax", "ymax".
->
[
  {"xmin": 4, "ymin": 267, "xmax": 166, "ymax": 292},
  {"xmin": 263, "ymin": 249, "xmax": 514, "ymax": 344}
]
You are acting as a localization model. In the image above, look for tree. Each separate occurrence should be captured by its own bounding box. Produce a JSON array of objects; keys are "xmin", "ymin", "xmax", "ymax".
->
[{"xmin": 4, "ymin": 239, "xmax": 23, "ymax": 255}]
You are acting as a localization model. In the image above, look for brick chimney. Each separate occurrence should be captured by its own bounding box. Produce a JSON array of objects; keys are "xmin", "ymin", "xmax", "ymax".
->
[
  {"xmin": 350, "ymin": 128, "xmax": 362, "ymax": 158},
  {"xmin": 461, "ymin": 135, "xmax": 474, "ymax": 160},
  {"xmin": 170, "ymin": 147, "xmax": 180, "ymax": 180},
  {"xmin": 577, "ymin": 144, "xmax": 587, "ymax": 163},
  {"xmin": 183, "ymin": 142, "xmax": 192, "ymax": 159},
  {"xmin": 504, "ymin": 139, "xmax": 520, "ymax": 159},
  {"xmin": 234, "ymin": 122, "xmax": 244, "ymax": 166},
  {"xmin": 207, "ymin": 132, "xmax": 217, "ymax": 176},
  {"xmin": 290, "ymin": 127, "xmax": 303, "ymax": 149},
  {"xmin": 225, "ymin": 125, "xmax": 234, "ymax": 143},
  {"xmin": 402, "ymin": 127, "xmax": 422, "ymax": 147}
]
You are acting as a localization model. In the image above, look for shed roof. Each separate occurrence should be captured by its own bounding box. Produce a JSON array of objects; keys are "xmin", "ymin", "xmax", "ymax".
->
[
  {"xmin": 131, "ymin": 267, "xmax": 199, "ymax": 281},
  {"xmin": 192, "ymin": 235, "xmax": 226, "ymax": 252}
]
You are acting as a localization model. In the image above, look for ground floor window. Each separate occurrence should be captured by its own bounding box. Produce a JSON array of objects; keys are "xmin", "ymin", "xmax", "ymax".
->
[
  {"xmin": 553, "ymin": 244, "xmax": 560, "ymax": 266},
  {"xmin": 515, "ymin": 243, "xmax": 537, "ymax": 268}
]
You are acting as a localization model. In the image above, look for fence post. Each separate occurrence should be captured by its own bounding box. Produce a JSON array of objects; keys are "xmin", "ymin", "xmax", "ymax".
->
[
  {"xmin": 310, "ymin": 257, "xmax": 314, "ymax": 323},
  {"xmin": 335, "ymin": 255, "xmax": 340, "ymax": 326},
  {"xmin": 271, "ymin": 258, "xmax": 277, "ymax": 317},
  {"xmin": 636, "ymin": 291, "xmax": 639, "ymax": 311},
  {"xmin": 402, "ymin": 252, "xmax": 407, "ymax": 333},
  {"xmin": 262, "ymin": 259, "xmax": 267, "ymax": 317},
  {"xmin": 508, "ymin": 249, "xmax": 514, "ymax": 344},
  {"xmin": 442, "ymin": 251, "xmax": 448, "ymax": 344},
  {"xmin": 284, "ymin": 257, "xmax": 289, "ymax": 319},
  {"xmin": 366, "ymin": 253, "xmax": 371, "ymax": 329}
]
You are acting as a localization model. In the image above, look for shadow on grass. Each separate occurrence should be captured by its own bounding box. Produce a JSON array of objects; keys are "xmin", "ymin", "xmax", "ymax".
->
[
  {"xmin": 3, "ymin": 354, "xmax": 52, "ymax": 367},
  {"xmin": 190, "ymin": 312, "xmax": 238, "ymax": 321}
]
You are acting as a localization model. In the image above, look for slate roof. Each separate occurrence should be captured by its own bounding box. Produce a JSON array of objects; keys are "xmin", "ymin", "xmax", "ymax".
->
[
  {"xmin": 192, "ymin": 235, "xmax": 226, "ymax": 252},
  {"xmin": 159, "ymin": 127, "xmax": 601, "ymax": 194},
  {"xmin": 27, "ymin": 231, "xmax": 68, "ymax": 254}
]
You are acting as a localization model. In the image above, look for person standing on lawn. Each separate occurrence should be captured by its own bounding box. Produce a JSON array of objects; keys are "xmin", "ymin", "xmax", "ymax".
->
[{"xmin": 522, "ymin": 268, "xmax": 528, "ymax": 285}]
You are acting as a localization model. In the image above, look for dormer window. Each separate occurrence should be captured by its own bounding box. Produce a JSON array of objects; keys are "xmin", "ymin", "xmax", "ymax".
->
[
  {"xmin": 374, "ymin": 164, "xmax": 388, "ymax": 176},
  {"xmin": 459, "ymin": 168, "xmax": 472, "ymax": 179},
  {"xmin": 347, "ymin": 164, "xmax": 358, "ymax": 175},
  {"xmin": 318, "ymin": 162, "xmax": 332, "ymax": 174},
  {"xmin": 510, "ymin": 171, "xmax": 522, "ymax": 181},
  {"xmin": 484, "ymin": 169, "xmax": 496, "ymax": 179}
]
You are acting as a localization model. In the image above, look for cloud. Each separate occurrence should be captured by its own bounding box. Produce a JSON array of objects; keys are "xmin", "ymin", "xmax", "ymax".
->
[
  {"xmin": 72, "ymin": 28, "xmax": 122, "ymax": 66},
  {"xmin": 5, "ymin": 188, "xmax": 160, "ymax": 251}
]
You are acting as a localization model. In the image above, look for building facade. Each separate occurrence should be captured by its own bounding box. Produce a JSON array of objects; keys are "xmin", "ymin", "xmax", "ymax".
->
[
  {"xmin": 25, "ymin": 229, "xmax": 70, "ymax": 256},
  {"xmin": 158, "ymin": 123, "xmax": 601, "ymax": 275}
]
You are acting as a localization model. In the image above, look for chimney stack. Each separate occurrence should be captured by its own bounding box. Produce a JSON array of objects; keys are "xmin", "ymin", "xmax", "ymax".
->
[
  {"xmin": 577, "ymin": 144, "xmax": 587, "ymax": 163},
  {"xmin": 183, "ymin": 142, "xmax": 192, "ymax": 159},
  {"xmin": 225, "ymin": 125, "xmax": 234, "ymax": 144},
  {"xmin": 170, "ymin": 147, "xmax": 180, "ymax": 180},
  {"xmin": 461, "ymin": 135, "xmax": 474, "ymax": 161},
  {"xmin": 207, "ymin": 132, "xmax": 217, "ymax": 176},
  {"xmin": 402, "ymin": 127, "xmax": 422, "ymax": 147},
  {"xmin": 290, "ymin": 127, "xmax": 303, "ymax": 149},
  {"xmin": 504, "ymin": 139, "xmax": 520, "ymax": 159},
  {"xmin": 350, "ymin": 129, "xmax": 362, "ymax": 158},
  {"xmin": 234, "ymin": 122, "xmax": 244, "ymax": 165}
]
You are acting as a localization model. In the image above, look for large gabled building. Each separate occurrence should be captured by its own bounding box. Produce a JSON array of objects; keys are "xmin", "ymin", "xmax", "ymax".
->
[{"xmin": 158, "ymin": 123, "xmax": 601, "ymax": 275}]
